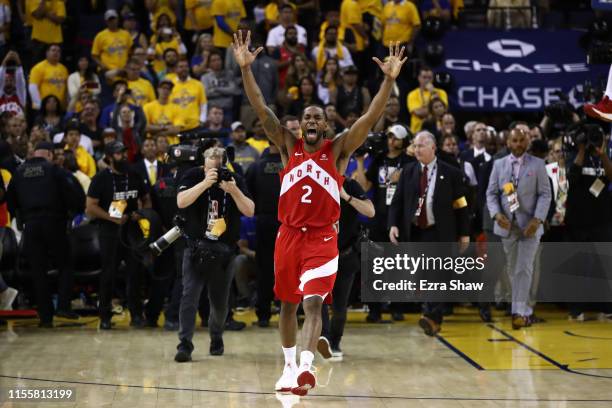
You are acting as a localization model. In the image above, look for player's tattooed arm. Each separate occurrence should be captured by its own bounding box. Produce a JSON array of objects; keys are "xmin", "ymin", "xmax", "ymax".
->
[{"xmin": 234, "ymin": 30, "xmax": 293, "ymax": 152}]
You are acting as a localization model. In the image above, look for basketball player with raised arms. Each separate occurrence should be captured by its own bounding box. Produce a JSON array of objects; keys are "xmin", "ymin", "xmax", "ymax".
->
[{"xmin": 233, "ymin": 31, "xmax": 407, "ymax": 396}]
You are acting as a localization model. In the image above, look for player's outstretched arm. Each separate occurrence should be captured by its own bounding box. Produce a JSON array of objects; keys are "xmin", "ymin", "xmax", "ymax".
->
[
  {"xmin": 333, "ymin": 42, "xmax": 407, "ymax": 160},
  {"xmin": 233, "ymin": 31, "xmax": 293, "ymax": 152}
]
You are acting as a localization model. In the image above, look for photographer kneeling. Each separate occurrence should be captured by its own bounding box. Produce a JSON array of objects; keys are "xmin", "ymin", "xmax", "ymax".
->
[{"xmin": 175, "ymin": 146, "xmax": 254, "ymax": 362}]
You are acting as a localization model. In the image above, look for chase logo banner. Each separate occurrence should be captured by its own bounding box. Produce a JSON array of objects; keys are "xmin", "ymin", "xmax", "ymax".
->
[{"xmin": 441, "ymin": 29, "xmax": 608, "ymax": 112}]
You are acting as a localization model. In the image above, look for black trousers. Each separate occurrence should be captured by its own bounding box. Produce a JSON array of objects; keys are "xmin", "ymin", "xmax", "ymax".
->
[
  {"xmin": 164, "ymin": 240, "xmax": 186, "ymax": 323},
  {"xmin": 412, "ymin": 225, "xmax": 447, "ymax": 325},
  {"xmin": 98, "ymin": 223, "xmax": 145, "ymax": 321},
  {"xmin": 368, "ymin": 216, "xmax": 403, "ymax": 317},
  {"xmin": 179, "ymin": 247, "xmax": 233, "ymax": 344},
  {"xmin": 567, "ymin": 223, "xmax": 612, "ymax": 315},
  {"xmin": 144, "ymin": 243, "xmax": 177, "ymax": 325},
  {"xmin": 321, "ymin": 247, "xmax": 360, "ymax": 348},
  {"xmin": 23, "ymin": 218, "xmax": 70, "ymax": 323},
  {"xmin": 255, "ymin": 215, "xmax": 280, "ymax": 321}
]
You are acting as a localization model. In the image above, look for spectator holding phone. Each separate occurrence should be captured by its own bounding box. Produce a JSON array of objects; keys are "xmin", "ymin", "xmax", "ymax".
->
[
  {"xmin": 67, "ymin": 56, "xmax": 101, "ymax": 102},
  {"xmin": 0, "ymin": 51, "xmax": 27, "ymax": 117}
]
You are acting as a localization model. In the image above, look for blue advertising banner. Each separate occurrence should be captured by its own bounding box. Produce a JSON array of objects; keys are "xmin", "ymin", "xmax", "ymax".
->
[
  {"xmin": 440, "ymin": 29, "xmax": 608, "ymax": 112},
  {"xmin": 592, "ymin": 0, "xmax": 612, "ymax": 11}
]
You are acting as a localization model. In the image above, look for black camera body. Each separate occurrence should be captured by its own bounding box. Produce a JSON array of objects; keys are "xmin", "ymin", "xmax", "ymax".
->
[
  {"xmin": 217, "ymin": 166, "xmax": 233, "ymax": 184},
  {"xmin": 355, "ymin": 132, "xmax": 387, "ymax": 157},
  {"xmin": 564, "ymin": 123, "xmax": 605, "ymax": 156}
]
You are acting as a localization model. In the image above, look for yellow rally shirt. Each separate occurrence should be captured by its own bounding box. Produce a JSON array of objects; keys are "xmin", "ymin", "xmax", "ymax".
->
[
  {"xmin": 92, "ymin": 28, "xmax": 133, "ymax": 70},
  {"xmin": 211, "ymin": 0, "xmax": 246, "ymax": 48},
  {"xmin": 128, "ymin": 78, "xmax": 156, "ymax": 106},
  {"xmin": 341, "ymin": 0, "xmax": 366, "ymax": 51},
  {"xmin": 29, "ymin": 0, "xmax": 65, "ymax": 43},
  {"xmin": 170, "ymin": 78, "xmax": 207, "ymax": 130},
  {"xmin": 407, "ymin": 87, "xmax": 448, "ymax": 134},
  {"xmin": 29, "ymin": 60, "xmax": 69, "ymax": 106},
  {"xmin": 382, "ymin": 0, "xmax": 421, "ymax": 47},
  {"xmin": 144, "ymin": 100, "xmax": 184, "ymax": 144},
  {"xmin": 185, "ymin": 0, "xmax": 214, "ymax": 31}
]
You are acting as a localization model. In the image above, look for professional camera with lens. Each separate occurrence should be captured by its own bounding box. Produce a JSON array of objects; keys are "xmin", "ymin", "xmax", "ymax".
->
[
  {"xmin": 149, "ymin": 215, "xmax": 187, "ymax": 256},
  {"xmin": 167, "ymin": 128, "xmax": 233, "ymax": 168},
  {"xmin": 355, "ymin": 132, "xmax": 387, "ymax": 157},
  {"xmin": 563, "ymin": 122, "xmax": 604, "ymax": 156},
  {"xmin": 217, "ymin": 166, "xmax": 233, "ymax": 184},
  {"xmin": 544, "ymin": 91, "xmax": 576, "ymax": 139}
]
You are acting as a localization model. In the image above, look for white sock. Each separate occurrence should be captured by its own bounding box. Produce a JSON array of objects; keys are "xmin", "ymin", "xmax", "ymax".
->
[
  {"xmin": 605, "ymin": 64, "xmax": 612, "ymax": 98},
  {"xmin": 282, "ymin": 346, "xmax": 297, "ymax": 367},
  {"xmin": 299, "ymin": 350, "xmax": 314, "ymax": 370}
]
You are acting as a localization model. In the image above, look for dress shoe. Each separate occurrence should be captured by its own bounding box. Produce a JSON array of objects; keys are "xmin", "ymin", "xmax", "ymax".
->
[
  {"xmin": 210, "ymin": 337, "xmax": 224, "ymax": 356},
  {"xmin": 38, "ymin": 321, "xmax": 53, "ymax": 328},
  {"xmin": 100, "ymin": 318, "xmax": 112, "ymax": 330},
  {"xmin": 479, "ymin": 307, "xmax": 493, "ymax": 323},
  {"xmin": 164, "ymin": 320, "xmax": 179, "ymax": 331},
  {"xmin": 391, "ymin": 312, "xmax": 405, "ymax": 321},
  {"xmin": 257, "ymin": 319, "xmax": 270, "ymax": 328},
  {"xmin": 366, "ymin": 312, "xmax": 382, "ymax": 323},
  {"xmin": 175, "ymin": 340, "xmax": 193, "ymax": 362},
  {"xmin": 130, "ymin": 315, "xmax": 145, "ymax": 328},
  {"xmin": 418, "ymin": 316, "xmax": 441, "ymax": 336},
  {"xmin": 528, "ymin": 314, "xmax": 545, "ymax": 324},
  {"xmin": 56, "ymin": 310, "xmax": 79, "ymax": 320},
  {"xmin": 225, "ymin": 318, "xmax": 246, "ymax": 331},
  {"xmin": 512, "ymin": 314, "xmax": 531, "ymax": 330}
]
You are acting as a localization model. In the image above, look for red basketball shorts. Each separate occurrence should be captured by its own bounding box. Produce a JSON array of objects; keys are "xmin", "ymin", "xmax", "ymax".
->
[{"xmin": 274, "ymin": 224, "xmax": 339, "ymax": 304}]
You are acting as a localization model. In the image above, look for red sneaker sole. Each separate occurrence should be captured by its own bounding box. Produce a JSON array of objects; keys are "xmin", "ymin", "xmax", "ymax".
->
[
  {"xmin": 291, "ymin": 371, "xmax": 315, "ymax": 396},
  {"xmin": 275, "ymin": 387, "xmax": 292, "ymax": 393}
]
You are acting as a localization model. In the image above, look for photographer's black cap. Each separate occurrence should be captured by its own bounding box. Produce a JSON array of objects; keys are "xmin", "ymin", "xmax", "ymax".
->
[
  {"xmin": 64, "ymin": 118, "xmax": 80, "ymax": 133},
  {"xmin": 105, "ymin": 141, "xmax": 127, "ymax": 156},
  {"xmin": 35, "ymin": 141, "xmax": 54, "ymax": 152}
]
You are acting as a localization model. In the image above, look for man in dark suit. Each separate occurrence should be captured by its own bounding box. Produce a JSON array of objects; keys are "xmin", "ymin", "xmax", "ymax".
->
[
  {"xmin": 460, "ymin": 122, "xmax": 490, "ymax": 166},
  {"xmin": 389, "ymin": 131, "xmax": 470, "ymax": 336},
  {"xmin": 131, "ymin": 138, "xmax": 169, "ymax": 189}
]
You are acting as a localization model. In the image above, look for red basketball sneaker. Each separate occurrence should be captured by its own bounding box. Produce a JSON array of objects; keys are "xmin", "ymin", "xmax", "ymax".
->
[
  {"xmin": 584, "ymin": 96, "xmax": 612, "ymax": 122},
  {"xmin": 291, "ymin": 367, "xmax": 316, "ymax": 396}
]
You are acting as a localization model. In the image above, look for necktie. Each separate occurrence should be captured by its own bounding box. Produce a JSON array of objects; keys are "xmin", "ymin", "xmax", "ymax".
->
[
  {"xmin": 148, "ymin": 164, "xmax": 156, "ymax": 185},
  {"xmin": 511, "ymin": 158, "xmax": 520, "ymax": 185},
  {"xmin": 418, "ymin": 165, "xmax": 428, "ymax": 228}
]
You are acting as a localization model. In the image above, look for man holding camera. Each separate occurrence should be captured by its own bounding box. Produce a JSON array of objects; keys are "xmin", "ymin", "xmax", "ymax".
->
[
  {"xmin": 565, "ymin": 125, "xmax": 612, "ymax": 320},
  {"xmin": 353, "ymin": 124, "xmax": 413, "ymax": 322},
  {"xmin": 86, "ymin": 141, "xmax": 151, "ymax": 330},
  {"xmin": 174, "ymin": 146, "xmax": 254, "ymax": 362}
]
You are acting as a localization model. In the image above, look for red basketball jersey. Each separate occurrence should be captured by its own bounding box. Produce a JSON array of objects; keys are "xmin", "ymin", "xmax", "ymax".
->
[{"xmin": 278, "ymin": 139, "xmax": 344, "ymax": 228}]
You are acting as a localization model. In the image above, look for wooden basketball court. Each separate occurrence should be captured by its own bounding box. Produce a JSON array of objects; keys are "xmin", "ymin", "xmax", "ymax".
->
[{"xmin": 2, "ymin": 306, "xmax": 612, "ymax": 407}]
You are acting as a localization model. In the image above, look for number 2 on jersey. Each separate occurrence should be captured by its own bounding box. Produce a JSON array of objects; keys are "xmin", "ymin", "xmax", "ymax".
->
[{"xmin": 301, "ymin": 185, "xmax": 312, "ymax": 204}]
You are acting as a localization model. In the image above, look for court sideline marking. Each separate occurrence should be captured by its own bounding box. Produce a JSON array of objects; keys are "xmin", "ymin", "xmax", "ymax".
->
[
  {"xmin": 1, "ymin": 373, "xmax": 612, "ymax": 402},
  {"xmin": 488, "ymin": 324, "xmax": 612, "ymax": 380}
]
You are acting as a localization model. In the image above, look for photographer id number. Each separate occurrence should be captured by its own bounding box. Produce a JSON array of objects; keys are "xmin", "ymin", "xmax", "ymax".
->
[{"xmin": 2, "ymin": 387, "xmax": 76, "ymax": 402}]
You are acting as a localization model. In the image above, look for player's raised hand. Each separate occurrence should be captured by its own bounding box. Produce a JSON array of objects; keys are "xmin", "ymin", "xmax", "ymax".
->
[
  {"xmin": 232, "ymin": 30, "xmax": 263, "ymax": 69},
  {"xmin": 372, "ymin": 41, "xmax": 408, "ymax": 80}
]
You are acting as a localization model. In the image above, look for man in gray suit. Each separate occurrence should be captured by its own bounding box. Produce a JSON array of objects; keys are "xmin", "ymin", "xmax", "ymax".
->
[{"xmin": 486, "ymin": 128, "xmax": 551, "ymax": 329}]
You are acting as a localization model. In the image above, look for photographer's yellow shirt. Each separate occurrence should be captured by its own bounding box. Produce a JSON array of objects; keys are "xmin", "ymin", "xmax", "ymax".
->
[
  {"xmin": 211, "ymin": 0, "xmax": 246, "ymax": 48},
  {"xmin": 382, "ymin": 0, "xmax": 421, "ymax": 47},
  {"xmin": 29, "ymin": 60, "xmax": 69, "ymax": 106},
  {"xmin": 170, "ymin": 78, "xmax": 207, "ymax": 130},
  {"xmin": 185, "ymin": 0, "xmax": 214, "ymax": 31},
  {"xmin": 92, "ymin": 28, "xmax": 133, "ymax": 70},
  {"xmin": 29, "ymin": 0, "xmax": 65, "ymax": 43},
  {"xmin": 128, "ymin": 78, "xmax": 156, "ymax": 106}
]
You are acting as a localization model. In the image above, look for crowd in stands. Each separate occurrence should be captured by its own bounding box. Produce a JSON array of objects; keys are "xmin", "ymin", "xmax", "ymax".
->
[{"xmin": 0, "ymin": 0, "xmax": 610, "ymax": 328}]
